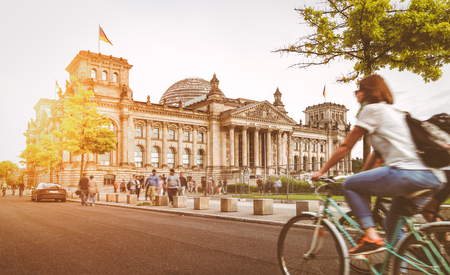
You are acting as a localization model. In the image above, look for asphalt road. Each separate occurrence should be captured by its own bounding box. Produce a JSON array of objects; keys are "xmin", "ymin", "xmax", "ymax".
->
[{"xmin": 0, "ymin": 195, "xmax": 284, "ymax": 275}]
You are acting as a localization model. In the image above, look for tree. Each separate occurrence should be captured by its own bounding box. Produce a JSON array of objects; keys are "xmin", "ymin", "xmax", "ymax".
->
[
  {"xmin": 276, "ymin": 0, "xmax": 450, "ymax": 160},
  {"xmin": 0, "ymin": 160, "xmax": 19, "ymax": 184},
  {"xmin": 352, "ymin": 157, "xmax": 364, "ymax": 174},
  {"xmin": 19, "ymin": 143, "xmax": 41, "ymax": 186},
  {"xmin": 53, "ymin": 77, "xmax": 117, "ymax": 179}
]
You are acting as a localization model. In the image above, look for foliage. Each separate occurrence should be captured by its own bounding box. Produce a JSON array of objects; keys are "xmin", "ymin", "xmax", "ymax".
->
[
  {"xmin": 352, "ymin": 157, "xmax": 364, "ymax": 174},
  {"xmin": 276, "ymin": 0, "xmax": 450, "ymax": 83},
  {"xmin": 0, "ymin": 160, "xmax": 19, "ymax": 180},
  {"xmin": 53, "ymin": 77, "xmax": 117, "ymax": 179}
]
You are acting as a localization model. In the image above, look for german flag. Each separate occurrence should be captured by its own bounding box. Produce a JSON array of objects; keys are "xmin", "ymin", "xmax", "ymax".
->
[{"xmin": 99, "ymin": 26, "xmax": 113, "ymax": 46}]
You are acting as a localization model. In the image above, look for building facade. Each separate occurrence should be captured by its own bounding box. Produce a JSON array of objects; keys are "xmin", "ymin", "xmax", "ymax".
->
[{"xmin": 24, "ymin": 50, "xmax": 352, "ymax": 187}]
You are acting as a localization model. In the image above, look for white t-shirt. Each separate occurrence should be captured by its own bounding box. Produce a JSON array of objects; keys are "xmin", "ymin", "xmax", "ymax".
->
[{"xmin": 356, "ymin": 102, "xmax": 445, "ymax": 182}]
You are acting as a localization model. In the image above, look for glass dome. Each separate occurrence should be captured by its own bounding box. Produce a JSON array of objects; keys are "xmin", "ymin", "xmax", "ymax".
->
[{"xmin": 159, "ymin": 77, "xmax": 211, "ymax": 107}]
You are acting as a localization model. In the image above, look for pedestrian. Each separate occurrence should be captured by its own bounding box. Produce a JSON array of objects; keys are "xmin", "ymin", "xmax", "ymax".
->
[
  {"xmin": 207, "ymin": 178, "xmax": 213, "ymax": 196},
  {"xmin": 257, "ymin": 176, "xmax": 263, "ymax": 194},
  {"xmin": 166, "ymin": 169, "xmax": 180, "ymax": 204},
  {"xmin": 78, "ymin": 173, "xmax": 89, "ymax": 206},
  {"xmin": 18, "ymin": 182, "xmax": 25, "ymax": 197},
  {"xmin": 135, "ymin": 176, "xmax": 141, "ymax": 201},
  {"xmin": 120, "ymin": 179, "xmax": 126, "ymax": 193},
  {"xmin": 2, "ymin": 181, "xmax": 8, "ymax": 197},
  {"xmin": 129, "ymin": 175, "xmax": 137, "ymax": 195},
  {"xmin": 188, "ymin": 178, "xmax": 193, "ymax": 193},
  {"xmin": 223, "ymin": 178, "xmax": 228, "ymax": 195},
  {"xmin": 201, "ymin": 176, "xmax": 207, "ymax": 195},
  {"xmin": 87, "ymin": 175, "xmax": 98, "ymax": 206},
  {"xmin": 146, "ymin": 169, "xmax": 159, "ymax": 204},
  {"xmin": 266, "ymin": 178, "xmax": 272, "ymax": 195},
  {"xmin": 157, "ymin": 176, "xmax": 164, "ymax": 196},
  {"xmin": 11, "ymin": 184, "xmax": 16, "ymax": 196},
  {"xmin": 218, "ymin": 180, "xmax": 223, "ymax": 195},
  {"xmin": 192, "ymin": 180, "xmax": 197, "ymax": 194},
  {"xmin": 162, "ymin": 174, "xmax": 167, "ymax": 195},
  {"xmin": 274, "ymin": 178, "xmax": 281, "ymax": 195},
  {"xmin": 114, "ymin": 181, "xmax": 118, "ymax": 193},
  {"xmin": 179, "ymin": 172, "xmax": 187, "ymax": 196}
]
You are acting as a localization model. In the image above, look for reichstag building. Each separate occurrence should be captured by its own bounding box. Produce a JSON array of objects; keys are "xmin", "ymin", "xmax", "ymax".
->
[{"xmin": 24, "ymin": 50, "xmax": 352, "ymax": 186}]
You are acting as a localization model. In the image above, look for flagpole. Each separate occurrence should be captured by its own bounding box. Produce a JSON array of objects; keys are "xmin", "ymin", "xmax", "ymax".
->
[{"xmin": 98, "ymin": 24, "xmax": 100, "ymax": 53}]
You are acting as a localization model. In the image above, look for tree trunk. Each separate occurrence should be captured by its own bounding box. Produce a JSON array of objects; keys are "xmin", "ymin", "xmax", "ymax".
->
[
  {"xmin": 79, "ymin": 153, "xmax": 85, "ymax": 180},
  {"xmin": 50, "ymin": 161, "xmax": 53, "ymax": 183}
]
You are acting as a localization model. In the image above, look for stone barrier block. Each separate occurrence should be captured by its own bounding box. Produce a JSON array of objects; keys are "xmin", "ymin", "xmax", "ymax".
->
[
  {"xmin": 221, "ymin": 198, "xmax": 238, "ymax": 212},
  {"xmin": 116, "ymin": 193, "xmax": 126, "ymax": 203},
  {"xmin": 155, "ymin": 195, "xmax": 168, "ymax": 206},
  {"xmin": 106, "ymin": 193, "xmax": 115, "ymax": 202},
  {"xmin": 296, "ymin": 201, "xmax": 319, "ymax": 215},
  {"xmin": 194, "ymin": 197, "xmax": 209, "ymax": 210},
  {"xmin": 254, "ymin": 199, "xmax": 273, "ymax": 215},
  {"xmin": 98, "ymin": 193, "xmax": 107, "ymax": 201},
  {"xmin": 66, "ymin": 192, "xmax": 74, "ymax": 198},
  {"xmin": 127, "ymin": 194, "xmax": 138, "ymax": 204},
  {"xmin": 173, "ymin": 196, "xmax": 187, "ymax": 208}
]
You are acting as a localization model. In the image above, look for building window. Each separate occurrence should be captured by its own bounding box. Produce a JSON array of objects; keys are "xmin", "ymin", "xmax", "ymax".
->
[
  {"xmin": 320, "ymin": 144, "xmax": 324, "ymax": 153},
  {"xmin": 294, "ymin": 156, "xmax": 298, "ymax": 171},
  {"xmin": 91, "ymin": 69, "xmax": 97, "ymax": 79},
  {"xmin": 197, "ymin": 150, "xmax": 204, "ymax": 168},
  {"xmin": 134, "ymin": 146, "xmax": 143, "ymax": 167},
  {"xmin": 98, "ymin": 152, "xmax": 110, "ymax": 165},
  {"xmin": 167, "ymin": 148, "xmax": 175, "ymax": 168},
  {"xmin": 316, "ymin": 114, "xmax": 319, "ymax": 121},
  {"xmin": 136, "ymin": 126, "xmax": 143, "ymax": 137},
  {"xmin": 182, "ymin": 149, "xmax": 190, "ymax": 168},
  {"xmin": 303, "ymin": 142, "xmax": 308, "ymax": 151},
  {"xmin": 238, "ymin": 134, "xmax": 243, "ymax": 167},
  {"xmin": 320, "ymin": 157, "xmax": 324, "ymax": 169},
  {"xmin": 113, "ymin": 73, "xmax": 118, "ymax": 82},
  {"xmin": 184, "ymin": 131, "xmax": 190, "ymax": 141},
  {"xmin": 198, "ymin": 132, "xmax": 204, "ymax": 142},
  {"xmin": 321, "ymin": 113, "xmax": 324, "ymax": 120},
  {"xmin": 303, "ymin": 156, "xmax": 307, "ymax": 171},
  {"xmin": 169, "ymin": 129, "xmax": 175, "ymax": 140},
  {"xmin": 102, "ymin": 71, "xmax": 108, "ymax": 81},
  {"xmin": 294, "ymin": 142, "xmax": 299, "ymax": 150},
  {"xmin": 312, "ymin": 157, "xmax": 316, "ymax": 171},
  {"xmin": 153, "ymin": 128, "xmax": 159, "ymax": 139},
  {"xmin": 312, "ymin": 144, "xmax": 316, "ymax": 152},
  {"xmin": 151, "ymin": 147, "xmax": 159, "ymax": 168}
]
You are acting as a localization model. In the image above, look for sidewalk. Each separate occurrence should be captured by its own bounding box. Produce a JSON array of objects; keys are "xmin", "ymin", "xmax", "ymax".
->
[{"xmin": 66, "ymin": 193, "xmax": 351, "ymax": 226}]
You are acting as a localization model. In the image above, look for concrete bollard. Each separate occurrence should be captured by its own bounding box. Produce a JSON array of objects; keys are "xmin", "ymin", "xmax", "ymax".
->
[
  {"xmin": 221, "ymin": 198, "xmax": 238, "ymax": 212},
  {"xmin": 194, "ymin": 197, "xmax": 209, "ymax": 210},
  {"xmin": 98, "ymin": 193, "xmax": 107, "ymax": 201},
  {"xmin": 253, "ymin": 199, "xmax": 273, "ymax": 215},
  {"xmin": 116, "ymin": 193, "xmax": 126, "ymax": 203},
  {"xmin": 155, "ymin": 195, "xmax": 168, "ymax": 206},
  {"xmin": 106, "ymin": 193, "xmax": 115, "ymax": 202},
  {"xmin": 296, "ymin": 201, "xmax": 320, "ymax": 215},
  {"xmin": 127, "ymin": 194, "xmax": 138, "ymax": 204},
  {"xmin": 173, "ymin": 196, "xmax": 187, "ymax": 208}
]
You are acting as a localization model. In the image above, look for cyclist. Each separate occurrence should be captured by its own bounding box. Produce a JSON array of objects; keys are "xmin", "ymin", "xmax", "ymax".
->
[
  {"xmin": 18, "ymin": 182, "xmax": 25, "ymax": 197},
  {"xmin": 312, "ymin": 74, "xmax": 445, "ymax": 256},
  {"xmin": 2, "ymin": 182, "xmax": 7, "ymax": 196}
]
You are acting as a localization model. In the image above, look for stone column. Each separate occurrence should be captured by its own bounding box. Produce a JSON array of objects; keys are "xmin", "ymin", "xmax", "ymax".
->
[
  {"xmin": 222, "ymin": 127, "xmax": 227, "ymax": 167},
  {"xmin": 288, "ymin": 132, "xmax": 293, "ymax": 172},
  {"xmin": 229, "ymin": 125, "xmax": 235, "ymax": 168},
  {"xmin": 120, "ymin": 114, "xmax": 130, "ymax": 166},
  {"xmin": 178, "ymin": 124, "xmax": 184, "ymax": 169},
  {"xmin": 266, "ymin": 129, "xmax": 272, "ymax": 169},
  {"xmin": 277, "ymin": 131, "xmax": 282, "ymax": 172},
  {"xmin": 254, "ymin": 127, "xmax": 260, "ymax": 168},
  {"xmin": 162, "ymin": 122, "xmax": 168, "ymax": 169},
  {"xmin": 145, "ymin": 120, "xmax": 152, "ymax": 168},
  {"xmin": 242, "ymin": 126, "xmax": 248, "ymax": 167},
  {"xmin": 308, "ymin": 139, "xmax": 312, "ymax": 171},
  {"xmin": 299, "ymin": 137, "xmax": 303, "ymax": 172},
  {"xmin": 192, "ymin": 126, "xmax": 198, "ymax": 168},
  {"xmin": 234, "ymin": 129, "xmax": 239, "ymax": 168}
]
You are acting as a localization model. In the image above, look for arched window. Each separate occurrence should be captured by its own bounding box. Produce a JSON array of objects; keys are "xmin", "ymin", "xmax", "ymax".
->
[
  {"xmin": 102, "ymin": 71, "xmax": 108, "ymax": 81},
  {"xmin": 91, "ymin": 69, "xmax": 97, "ymax": 79},
  {"xmin": 310, "ymin": 115, "xmax": 314, "ymax": 123},
  {"xmin": 182, "ymin": 149, "xmax": 190, "ymax": 168},
  {"xmin": 167, "ymin": 148, "xmax": 175, "ymax": 168},
  {"xmin": 151, "ymin": 147, "xmax": 159, "ymax": 168},
  {"xmin": 312, "ymin": 157, "xmax": 316, "ymax": 171},
  {"xmin": 134, "ymin": 146, "xmax": 143, "ymax": 167},
  {"xmin": 316, "ymin": 114, "xmax": 318, "ymax": 121},
  {"xmin": 198, "ymin": 132, "xmax": 204, "ymax": 142},
  {"xmin": 197, "ymin": 150, "xmax": 204, "ymax": 168},
  {"xmin": 113, "ymin": 73, "xmax": 118, "ymax": 82},
  {"xmin": 294, "ymin": 156, "xmax": 298, "ymax": 171},
  {"xmin": 303, "ymin": 156, "xmax": 307, "ymax": 171}
]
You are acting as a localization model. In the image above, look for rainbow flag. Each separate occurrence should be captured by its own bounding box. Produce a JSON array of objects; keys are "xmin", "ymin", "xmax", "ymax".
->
[
  {"xmin": 99, "ymin": 26, "xmax": 113, "ymax": 46},
  {"xmin": 323, "ymin": 85, "xmax": 326, "ymax": 98}
]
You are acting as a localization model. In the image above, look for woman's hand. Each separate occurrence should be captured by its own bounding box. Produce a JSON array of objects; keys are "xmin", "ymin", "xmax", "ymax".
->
[{"xmin": 311, "ymin": 171, "xmax": 324, "ymax": 181}]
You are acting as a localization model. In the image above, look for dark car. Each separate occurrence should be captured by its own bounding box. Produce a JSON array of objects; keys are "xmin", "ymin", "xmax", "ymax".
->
[{"xmin": 31, "ymin": 183, "xmax": 67, "ymax": 202}]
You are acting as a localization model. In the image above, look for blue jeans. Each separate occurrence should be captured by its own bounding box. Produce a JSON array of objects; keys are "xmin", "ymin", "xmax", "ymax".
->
[{"xmin": 343, "ymin": 166, "xmax": 442, "ymax": 243}]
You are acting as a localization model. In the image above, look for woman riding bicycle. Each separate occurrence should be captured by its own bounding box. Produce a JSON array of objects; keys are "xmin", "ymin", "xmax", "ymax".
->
[
  {"xmin": 311, "ymin": 74, "xmax": 445, "ymax": 257},
  {"xmin": 2, "ymin": 182, "xmax": 7, "ymax": 196}
]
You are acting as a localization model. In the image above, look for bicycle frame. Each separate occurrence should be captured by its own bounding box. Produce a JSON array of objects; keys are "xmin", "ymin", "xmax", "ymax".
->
[{"xmin": 311, "ymin": 185, "xmax": 450, "ymax": 275}]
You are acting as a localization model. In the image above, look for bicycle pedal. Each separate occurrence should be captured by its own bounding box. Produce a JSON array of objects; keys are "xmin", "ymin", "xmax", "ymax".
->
[{"xmin": 352, "ymin": 254, "xmax": 370, "ymax": 260}]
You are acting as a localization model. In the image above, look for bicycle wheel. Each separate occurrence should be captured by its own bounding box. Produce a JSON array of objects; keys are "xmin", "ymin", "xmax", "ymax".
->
[
  {"xmin": 392, "ymin": 222, "xmax": 450, "ymax": 275},
  {"xmin": 277, "ymin": 213, "xmax": 347, "ymax": 275},
  {"xmin": 339, "ymin": 211, "xmax": 387, "ymax": 274}
]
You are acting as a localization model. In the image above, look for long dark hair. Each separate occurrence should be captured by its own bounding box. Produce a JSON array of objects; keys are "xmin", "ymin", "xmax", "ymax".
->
[{"xmin": 359, "ymin": 75, "xmax": 394, "ymax": 104}]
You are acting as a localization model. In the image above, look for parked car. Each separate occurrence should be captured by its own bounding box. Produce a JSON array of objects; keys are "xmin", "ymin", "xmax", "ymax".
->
[{"xmin": 31, "ymin": 183, "xmax": 67, "ymax": 202}]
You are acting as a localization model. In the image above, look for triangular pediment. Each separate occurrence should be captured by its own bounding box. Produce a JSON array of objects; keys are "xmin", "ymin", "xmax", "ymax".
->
[{"xmin": 224, "ymin": 101, "xmax": 296, "ymax": 125}]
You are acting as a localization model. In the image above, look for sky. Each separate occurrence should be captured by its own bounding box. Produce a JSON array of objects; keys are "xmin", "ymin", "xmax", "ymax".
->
[{"xmin": 1, "ymin": 0, "xmax": 449, "ymax": 167}]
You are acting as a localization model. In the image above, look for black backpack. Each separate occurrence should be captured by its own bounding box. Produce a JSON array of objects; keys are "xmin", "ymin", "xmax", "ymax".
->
[{"xmin": 406, "ymin": 113, "xmax": 450, "ymax": 168}]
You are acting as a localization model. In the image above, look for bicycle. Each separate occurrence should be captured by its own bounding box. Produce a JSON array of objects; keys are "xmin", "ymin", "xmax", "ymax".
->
[
  {"xmin": 277, "ymin": 176, "xmax": 450, "ymax": 275},
  {"xmin": 2, "ymin": 187, "xmax": 6, "ymax": 197}
]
